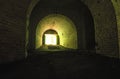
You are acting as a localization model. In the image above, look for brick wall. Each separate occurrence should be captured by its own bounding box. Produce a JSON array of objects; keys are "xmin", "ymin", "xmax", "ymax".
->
[
  {"xmin": 81, "ymin": 0, "xmax": 119, "ymax": 58},
  {"xmin": 0, "ymin": 0, "xmax": 30, "ymax": 63}
]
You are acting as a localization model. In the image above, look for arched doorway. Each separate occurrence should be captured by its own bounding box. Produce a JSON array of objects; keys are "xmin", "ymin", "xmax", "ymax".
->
[
  {"xmin": 36, "ymin": 14, "xmax": 78, "ymax": 50},
  {"xmin": 42, "ymin": 29, "xmax": 59, "ymax": 45}
]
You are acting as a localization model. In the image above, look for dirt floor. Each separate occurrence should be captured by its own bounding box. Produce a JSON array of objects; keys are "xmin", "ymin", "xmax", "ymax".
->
[{"xmin": 0, "ymin": 51, "xmax": 119, "ymax": 79}]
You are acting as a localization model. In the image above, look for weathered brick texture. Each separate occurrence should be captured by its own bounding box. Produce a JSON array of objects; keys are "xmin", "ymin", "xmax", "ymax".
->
[
  {"xmin": 0, "ymin": 0, "xmax": 30, "ymax": 63},
  {"xmin": 81, "ymin": 0, "xmax": 119, "ymax": 58}
]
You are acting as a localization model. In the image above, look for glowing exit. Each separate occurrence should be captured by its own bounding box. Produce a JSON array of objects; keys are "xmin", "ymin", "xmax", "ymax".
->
[{"xmin": 45, "ymin": 34, "xmax": 57, "ymax": 45}]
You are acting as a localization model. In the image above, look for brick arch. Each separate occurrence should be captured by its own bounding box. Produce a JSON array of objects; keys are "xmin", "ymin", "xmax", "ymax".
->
[
  {"xmin": 35, "ymin": 14, "xmax": 78, "ymax": 49},
  {"xmin": 27, "ymin": 0, "xmax": 119, "ymax": 58},
  {"xmin": 80, "ymin": 0, "xmax": 119, "ymax": 58}
]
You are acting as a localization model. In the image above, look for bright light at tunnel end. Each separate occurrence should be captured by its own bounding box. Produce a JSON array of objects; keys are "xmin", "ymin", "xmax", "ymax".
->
[{"xmin": 45, "ymin": 34, "xmax": 57, "ymax": 45}]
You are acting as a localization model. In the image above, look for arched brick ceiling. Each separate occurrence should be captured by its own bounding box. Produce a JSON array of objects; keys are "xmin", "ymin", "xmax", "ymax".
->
[{"xmin": 27, "ymin": 0, "xmax": 119, "ymax": 58}]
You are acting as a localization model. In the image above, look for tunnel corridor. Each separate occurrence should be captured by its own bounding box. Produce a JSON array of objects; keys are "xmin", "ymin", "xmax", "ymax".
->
[
  {"xmin": 0, "ymin": 0, "xmax": 120, "ymax": 79},
  {"xmin": 28, "ymin": 0, "xmax": 95, "ymax": 52}
]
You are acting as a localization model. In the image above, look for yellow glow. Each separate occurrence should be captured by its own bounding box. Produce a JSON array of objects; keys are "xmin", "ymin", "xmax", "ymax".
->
[
  {"xmin": 36, "ymin": 14, "xmax": 77, "ymax": 49},
  {"xmin": 45, "ymin": 34, "xmax": 57, "ymax": 45}
]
